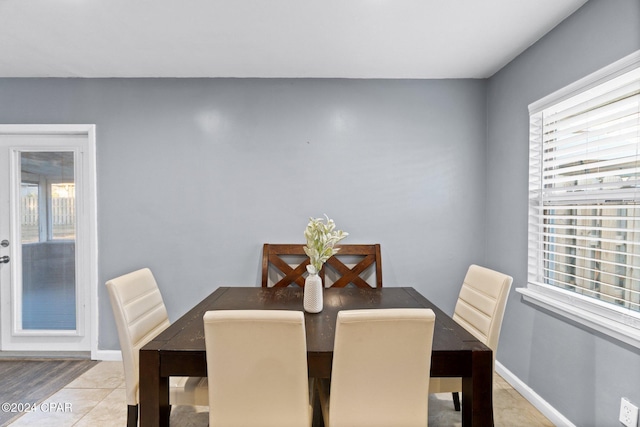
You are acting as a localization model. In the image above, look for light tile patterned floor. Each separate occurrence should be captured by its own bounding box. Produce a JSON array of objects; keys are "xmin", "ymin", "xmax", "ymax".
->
[
  {"xmin": 8, "ymin": 361, "xmax": 553, "ymax": 426},
  {"xmin": 429, "ymin": 374, "xmax": 555, "ymax": 427}
]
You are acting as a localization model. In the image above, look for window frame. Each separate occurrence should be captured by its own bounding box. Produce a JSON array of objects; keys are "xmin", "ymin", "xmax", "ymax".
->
[{"xmin": 518, "ymin": 50, "xmax": 640, "ymax": 349}]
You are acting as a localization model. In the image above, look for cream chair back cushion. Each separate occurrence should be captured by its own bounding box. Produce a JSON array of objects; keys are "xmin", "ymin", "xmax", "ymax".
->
[
  {"xmin": 203, "ymin": 310, "xmax": 311, "ymax": 427},
  {"xmin": 430, "ymin": 265, "xmax": 512, "ymax": 395},
  {"xmin": 106, "ymin": 268, "xmax": 170, "ymax": 406},
  {"xmin": 329, "ymin": 308, "xmax": 435, "ymax": 427},
  {"xmin": 453, "ymin": 264, "xmax": 513, "ymax": 353}
]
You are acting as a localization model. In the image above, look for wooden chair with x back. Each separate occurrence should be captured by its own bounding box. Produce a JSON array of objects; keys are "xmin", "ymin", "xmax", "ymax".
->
[{"xmin": 261, "ymin": 243, "xmax": 383, "ymax": 288}]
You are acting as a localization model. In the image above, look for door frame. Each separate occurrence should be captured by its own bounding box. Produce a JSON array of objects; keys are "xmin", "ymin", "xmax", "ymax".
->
[{"xmin": 0, "ymin": 124, "xmax": 97, "ymax": 357}]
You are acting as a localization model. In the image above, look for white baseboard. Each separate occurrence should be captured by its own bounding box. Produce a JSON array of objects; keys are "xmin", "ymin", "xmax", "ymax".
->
[
  {"xmin": 92, "ymin": 349, "xmax": 122, "ymax": 361},
  {"xmin": 496, "ymin": 361, "xmax": 575, "ymax": 427}
]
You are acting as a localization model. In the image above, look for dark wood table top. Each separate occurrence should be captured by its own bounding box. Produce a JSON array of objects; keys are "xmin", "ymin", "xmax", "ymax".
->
[
  {"xmin": 140, "ymin": 286, "xmax": 494, "ymax": 426},
  {"xmin": 148, "ymin": 286, "xmax": 488, "ymax": 377}
]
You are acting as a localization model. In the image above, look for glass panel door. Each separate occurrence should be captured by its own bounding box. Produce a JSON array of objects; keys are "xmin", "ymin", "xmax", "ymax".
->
[{"xmin": 1, "ymin": 127, "xmax": 95, "ymax": 353}]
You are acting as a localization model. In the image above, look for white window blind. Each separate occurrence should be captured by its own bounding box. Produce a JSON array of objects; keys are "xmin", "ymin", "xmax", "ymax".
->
[{"xmin": 528, "ymin": 60, "xmax": 640, "ymax": 319}]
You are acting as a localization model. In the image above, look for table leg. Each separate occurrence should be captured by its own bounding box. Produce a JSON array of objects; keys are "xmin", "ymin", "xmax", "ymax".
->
[
  {"xmin": 461, "ymin": 349, "xmax": 494, "ymax": 427},
  {"xmin": 139, "ymin": 348, "xmax": 171, "ymax": 427}
]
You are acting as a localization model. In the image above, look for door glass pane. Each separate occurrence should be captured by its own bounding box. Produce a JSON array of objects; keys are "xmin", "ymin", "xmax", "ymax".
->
[
  {"xmin": 20, "ymin": 183, "xmax": 39, "ymax": 244},
  {"xmin": 20, "ymin": 152, "xmax": 76, "ymax": 330},
  {"xmin": 51, "ymin": 183, "xmax": 76, "ymax": 240}
]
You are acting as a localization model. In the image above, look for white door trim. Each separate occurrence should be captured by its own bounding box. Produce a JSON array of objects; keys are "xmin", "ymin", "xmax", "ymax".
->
[{"xmin": 0, "ymin": 125, "xmax": 98, "ymax": 358}]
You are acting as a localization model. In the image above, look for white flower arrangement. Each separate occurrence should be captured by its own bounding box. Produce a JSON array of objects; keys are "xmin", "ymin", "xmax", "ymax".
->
[{"xmin": 303, "ymin": 215, "xmax": 348, "ymax": 275}]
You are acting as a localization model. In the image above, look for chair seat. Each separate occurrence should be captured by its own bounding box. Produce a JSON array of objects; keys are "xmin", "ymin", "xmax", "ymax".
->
[
  {"xmin": 106, "ymin": 268, "xmax": 209, "ymax": 427},
  {"xmin": 429, "ymin": 265, "xmax": 512, "ymax": 412},
  {"xmin": 429, "ymin": 377, "xmax": 461, "ymax": 394},
  {"xmin": 320, "ymin": 308, "xmax": 435, "ymax": 427},
  {"xmin": 170, "ymin": 377, "xmax": 209, "ymax": 406},
  {"xmin": 203, "ymin": 310, "xmax": 312, "ymax": 427}
]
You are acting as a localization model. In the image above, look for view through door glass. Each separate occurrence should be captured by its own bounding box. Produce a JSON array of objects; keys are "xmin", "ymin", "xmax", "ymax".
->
[{"xmin": 20, "ymin": 151, "xmax": 76, "ymax": 330}]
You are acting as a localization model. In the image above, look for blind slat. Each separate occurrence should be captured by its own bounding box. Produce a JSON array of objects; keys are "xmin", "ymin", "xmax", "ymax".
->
[{"xmin": 543, "ymin": 91, "xmax": 640, "ymax": 131}]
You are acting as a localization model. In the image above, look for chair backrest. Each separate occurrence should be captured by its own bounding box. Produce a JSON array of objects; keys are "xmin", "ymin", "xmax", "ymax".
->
[
  {"xmin": 329, "ymin": 308, "xmax": 435, "ymax": 427},
  {"xmin": 203, "ymin": 310, "xmax": 311, "ymax": 427},
  {"xmin": 105, "ymin": 268, "xmax": 170, "ymax": 406},
  {"xmin": 261, "ymin": 243, "xmax": 382, "ymax": 288},
  {"xmin": 453, "ymin": 264, "xmax": 513, "ymax": 355}
]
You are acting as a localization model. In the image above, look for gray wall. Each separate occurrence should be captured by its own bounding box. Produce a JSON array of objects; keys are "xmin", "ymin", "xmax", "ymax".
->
[
  {"xmin": 0, "ymin": 78, "xmax": 488, "ymax": 350},
  {"xmin": 485, "ymin": 0, "xmax": 640, "ymax": 425}
]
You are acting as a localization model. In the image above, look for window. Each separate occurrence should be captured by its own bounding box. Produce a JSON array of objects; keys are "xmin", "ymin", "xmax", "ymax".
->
[{"xmin": 519, "ymin": 50, "xmax": 640, "ymax": 348}]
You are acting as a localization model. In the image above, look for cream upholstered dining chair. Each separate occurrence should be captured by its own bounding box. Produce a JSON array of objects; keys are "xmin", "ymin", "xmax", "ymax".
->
[
  {"xmin": 105, "ymin": 268, "xmax": 208, "ymax": 427},
  {"xmin": 317, "ymin": 308, "xmax": 436, "ymax": 427},
  {"xmin": 203, "ymin": 309, "xmax": 313, "ymax": 427},
  {"xmin": 430, "ymin": 264, "xmax": 513, "ymax": 411}
]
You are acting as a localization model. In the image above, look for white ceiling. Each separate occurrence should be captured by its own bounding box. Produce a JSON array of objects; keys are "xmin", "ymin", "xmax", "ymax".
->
[{"xmin": 0, "ymin": 0, "xmax": 588, "ymax": 79}]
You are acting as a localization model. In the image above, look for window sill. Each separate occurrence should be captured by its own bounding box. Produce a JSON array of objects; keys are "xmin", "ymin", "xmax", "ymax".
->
[{"xmin": 517, "ymin": 283, "xmax": 640, "ymax": 350}]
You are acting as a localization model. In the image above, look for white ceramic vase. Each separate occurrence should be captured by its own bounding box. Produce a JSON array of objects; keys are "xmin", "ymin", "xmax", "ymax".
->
[{"xmin": 303, "ymin": 273, "xmax": 323, "ymax": 313}]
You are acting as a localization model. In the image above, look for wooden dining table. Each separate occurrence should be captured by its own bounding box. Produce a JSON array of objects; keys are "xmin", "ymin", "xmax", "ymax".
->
[{"xmin": 139, "ymin": 286, "xmax": 494, "ymax": 427}]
